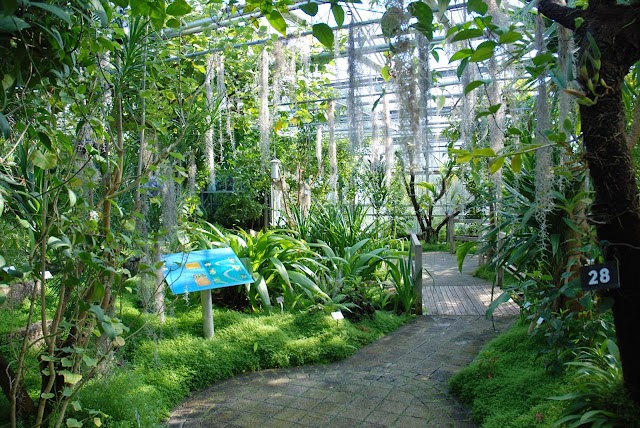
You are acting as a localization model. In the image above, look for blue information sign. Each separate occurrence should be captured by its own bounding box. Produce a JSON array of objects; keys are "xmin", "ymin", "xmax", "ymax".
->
[{"xmin": 161, "ymin": 247, "xmax": 253, "ymax": 294}]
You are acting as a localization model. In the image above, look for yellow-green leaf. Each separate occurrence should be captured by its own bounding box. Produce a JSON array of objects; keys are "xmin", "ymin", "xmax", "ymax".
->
[
  {"xmin": 60, "ymin": 370, "xmax": 82, "ymax": 385},
  {"xmin": 31, "ymin": 150, "xmax": 58, "ymax": 170},
  {"xmin": 266, "ymin": 10, "xmax": 286, "ymax": 36},
  {"xmin": 489, "ymin": 156, "xmax": 505, "ymax": 174},
  {"xmin": 511, "ymin": 154, "xmax": 522, "ymax": 173},
  {"xmin": 66, "ymin": 418, "xmax": 83, "ymax": 428},
  {"xmin": 67, "ymin": 189, "xmax": 76, "ymax": 208},
  {"xmin": 381, "ymin": 65, "xmax": 390, "ymax": 82}
]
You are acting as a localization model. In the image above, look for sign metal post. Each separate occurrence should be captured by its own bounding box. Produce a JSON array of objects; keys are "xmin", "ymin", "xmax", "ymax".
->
[{"xmin": 161, "ymin": 247, "xmax": 253, "ymax": 338}]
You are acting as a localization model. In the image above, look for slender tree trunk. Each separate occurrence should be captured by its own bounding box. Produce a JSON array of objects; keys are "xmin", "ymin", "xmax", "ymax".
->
[{"xmin": 538, "ymin": 0, "xmax": 640, "ymax": 405}]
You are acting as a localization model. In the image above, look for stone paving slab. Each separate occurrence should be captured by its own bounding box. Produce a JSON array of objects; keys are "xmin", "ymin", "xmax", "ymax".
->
[{"xmin": 166, "ymin": 315, "xmax": 515, "ymax": 428}]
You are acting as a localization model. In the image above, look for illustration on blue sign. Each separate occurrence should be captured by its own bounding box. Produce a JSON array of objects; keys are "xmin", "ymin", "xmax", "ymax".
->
[{"xmin": 161, "ymin": 247, "xmax": 253, "ymax": 294}]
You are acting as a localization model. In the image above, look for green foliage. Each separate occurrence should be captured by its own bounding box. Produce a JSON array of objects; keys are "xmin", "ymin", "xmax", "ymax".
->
[
  {"xmin": 79, "ymin": 370, "xmax": 168, "ymax": 428},
  {"xmin": 384, "ymin": 247, "xmax": 417, "ymax": 315},
  {"xmin": 70, "ymin": 309, "xmax": 411, "ymax": 427},
  {"xmin": 449, "ymin": 322, "xmax": 570, "ymax": 428},
  {"xmin": 551, "ymin": 338, "xmax": 640, "ymax": 428},
  {"xmin": 296, "ymin": 204, "xmax": 383, "ymax": 256}
]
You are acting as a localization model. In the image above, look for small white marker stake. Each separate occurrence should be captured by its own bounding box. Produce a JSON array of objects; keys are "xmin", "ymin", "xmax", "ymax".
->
[{"xmin": 331, "ymin": 310, "xmax": 344, "ymax": 325}]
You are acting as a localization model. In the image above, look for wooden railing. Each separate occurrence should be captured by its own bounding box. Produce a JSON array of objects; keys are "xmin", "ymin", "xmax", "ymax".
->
[
  {"xmin": 447, "ymin": 217, "xmax": 485, "ymax": 254},
  {"xmin": 410, "ymin": 233, "xmax": 423, "ymax": 315}
]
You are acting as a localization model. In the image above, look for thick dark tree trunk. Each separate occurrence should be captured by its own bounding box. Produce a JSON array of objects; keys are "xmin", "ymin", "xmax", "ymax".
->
[
  {"xmin": 538, "ymin": 0, "xmax": 640, "ymax": 405},
  {"xmin": 0, "ymin": 352, "xmax": 36, "ymax": 420}
]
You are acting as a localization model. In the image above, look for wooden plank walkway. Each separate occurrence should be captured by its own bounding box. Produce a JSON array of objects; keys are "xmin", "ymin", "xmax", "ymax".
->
[
  {"xmin": 420, "ymin": 252, "xmax": 520, "ymax": 317},
  {"xmin": 423, "ymin": 285, "xmax": 520, "ymax": 316}
]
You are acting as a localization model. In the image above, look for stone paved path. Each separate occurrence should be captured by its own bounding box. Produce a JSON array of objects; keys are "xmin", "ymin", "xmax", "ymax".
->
[{"xmin": 166, "ymin": 253, "xmax": 517, "ymax": 428}]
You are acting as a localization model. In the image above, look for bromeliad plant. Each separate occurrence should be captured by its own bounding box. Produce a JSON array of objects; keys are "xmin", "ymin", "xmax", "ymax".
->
[{"xmin": 183, "ymin": 221, "xmax": 330, "ymax": 312}]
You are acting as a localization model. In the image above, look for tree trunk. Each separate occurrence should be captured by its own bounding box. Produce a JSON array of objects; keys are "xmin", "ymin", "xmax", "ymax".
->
[
  {"xmin": 0, "ymin": 353, "xmax": 35, "ymax": 421},
  {"xmin": 538, "ymin": 0, "xmax": 640, "ymax": 405}
]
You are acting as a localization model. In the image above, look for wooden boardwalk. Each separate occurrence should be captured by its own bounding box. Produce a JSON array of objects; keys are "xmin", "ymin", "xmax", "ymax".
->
[
  {"xmin": 420, "ymin": 252, "xmax": 520, "ymax": 317},
  {"xmin": 423, "ymin": 284, "xmax": 520, "ymax": 316}
]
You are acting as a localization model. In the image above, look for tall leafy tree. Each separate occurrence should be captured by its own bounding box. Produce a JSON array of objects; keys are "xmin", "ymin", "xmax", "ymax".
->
[{"xmin": 536, "ymin": 0, "xmax": 640, "ymax": 405}]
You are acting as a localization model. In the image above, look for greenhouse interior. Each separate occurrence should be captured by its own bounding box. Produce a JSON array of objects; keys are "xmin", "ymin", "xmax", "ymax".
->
[{"xmin": 1, "ymin": 0, "xmax": 639, "ymax": 427}]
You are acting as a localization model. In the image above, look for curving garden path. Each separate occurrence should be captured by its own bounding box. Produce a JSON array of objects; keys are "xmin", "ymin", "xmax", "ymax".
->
[{"xmin": 166, "ymin": 252, "xmax": 518, "ymax": 428}]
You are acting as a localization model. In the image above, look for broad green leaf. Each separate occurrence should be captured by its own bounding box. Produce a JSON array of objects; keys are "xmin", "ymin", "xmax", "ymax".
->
[
  {"xmin": 469, "ymin": 41, "xmax": 496, "ymax": 62},
  {"xmin": 270, "ymin": 257, "xmax": 291, "ymax": 287},
  {"xmin": 532, "ymin": 52, "xmax": 554, "ymax": 66},
  {"xmin": 60, "ymin": 370, "xmax": 82, "ymax": 385},
  {"xmin": 331, "ymin": 4, "xmax": 344, "ymax": 28},
  {"xmin": 300, "ymin": 2, "xmax": 318, "ymax": 16},
  {"xmin": 266, "ymin": 10, "xmax": 286, "ymax": 36},
  {"xmin": 507, "ymin": 127, "xmax": 522, "ymax": 135},
  {"xmin": 2, "ymin": 0, "xmax": 19, "ymax": 15},
  {"xmin": 488, "ymin": 103, "xmax": 501, "ymax": 113},
  {"xmin": 408, "ymin": 2, "xmax": 433, "ymax": 29},
  {"xmin": 82, "ymin": 355, "xmax": 98, "ymax": 367},
  {"xmin": 499, "ymin": 30, "xmax": 522, "ymax": 44},
  {"xmin": 123, "ymin": 218, "xmax": 136, "ymax": 231},
  {"xmin": 451, "ymin": 28, "xmax": 483, "ymax": 42},
  {"xmin": 71, "ymin": 401, "xmax": 82, "ymax": 411},
  {"xmin": 29, "ymin": 2, "xmax": 72, "ymax": 25},
  {"xmin": 0, "ymin": 254, "xmax": 5, "ymax": 268},
  {"xmin": 467, "ymin": 0, "xmax": 488, "ymax": 15},
  {"xmin": 101, "ymin": 321, "xmax": 116, "ymax": 339},
  {"xmin": 166, "ymin": 17, "xmax": 180, "ymax": 28},
  {"xmin": 31, "ymin": 150, "xmax": 58, "ymax": 170},
  {"xmin": 312, "ymin": 23, "xmax": 334, "ymax": 49},
  {"xmin": 166, "ymin": 0, "xmax": 191, "ymax": 16},
  {"xmin": 449, "ymin": 48, "xmax": 472, "ymax": 63},
  {"xmin": 464, "ymin": 80, "xmax": 485, "ymax": 95},
  {"xmin": 0, "ymin": 16, "xmax": 30, "ymax": 32},
  {"xmin": 66, "ymin": 418, "xmax": 83, "ymax": 427},
  {"xmin": 300, "ymin": 1, "xmax": 318, "ymax": 16},
  {"xmin": 41, "ymin": 392, "xmax": 55, "ymax": 399},
  {"xmin": 93, "ymin": 418, "xmax": 102, "ymax": 427},
  {"xmin": 456, "ymin": 57, "xmax": 469, "ymax": 78}
]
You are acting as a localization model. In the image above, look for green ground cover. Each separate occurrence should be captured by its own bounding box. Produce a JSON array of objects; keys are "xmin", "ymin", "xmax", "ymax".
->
[{"xmin": 0, "ymin": 297, "xmax": 412, "ymax": 427}]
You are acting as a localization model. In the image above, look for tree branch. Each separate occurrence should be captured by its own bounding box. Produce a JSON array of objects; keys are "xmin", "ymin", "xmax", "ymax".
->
[{"xmin": 537, "ymin": 0, "xmax": 584, "ymax": 30}]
